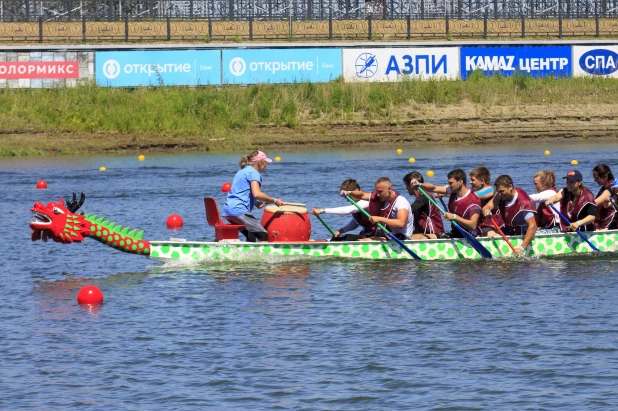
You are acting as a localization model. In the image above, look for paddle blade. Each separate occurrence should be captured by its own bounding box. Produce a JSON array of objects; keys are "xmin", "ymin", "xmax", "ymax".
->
[{"xmin": 454, "ymin": 223, "xmax": 493, "ymax": 259}]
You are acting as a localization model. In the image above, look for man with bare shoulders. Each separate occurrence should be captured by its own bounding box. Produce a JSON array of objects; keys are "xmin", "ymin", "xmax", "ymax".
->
[{"xmin": 343, "ymin": 177, "xmax": 414, "ymax": 240}]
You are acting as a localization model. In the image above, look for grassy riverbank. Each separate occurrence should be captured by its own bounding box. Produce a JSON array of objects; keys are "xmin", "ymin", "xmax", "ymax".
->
[{"xmin": 2, "ymin": 74, "xmax": 618, "ymax": 156}]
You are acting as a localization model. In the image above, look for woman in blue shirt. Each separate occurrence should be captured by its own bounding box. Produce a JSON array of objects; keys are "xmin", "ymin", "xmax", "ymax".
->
[{"xmin": 222, "ymin": 151, "xmax": 284, "ymax": 242}]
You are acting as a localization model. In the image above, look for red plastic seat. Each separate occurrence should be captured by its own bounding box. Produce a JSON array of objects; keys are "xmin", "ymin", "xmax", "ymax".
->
[{"xmin": 204, "ymin": 198, "xmax": 245, "ymax": 241}]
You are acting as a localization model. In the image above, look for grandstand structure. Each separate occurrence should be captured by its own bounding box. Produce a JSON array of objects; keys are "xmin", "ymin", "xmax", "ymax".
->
[{"xmin": 1, "ymin": 0, "xmax": 617, "ymax": 22}]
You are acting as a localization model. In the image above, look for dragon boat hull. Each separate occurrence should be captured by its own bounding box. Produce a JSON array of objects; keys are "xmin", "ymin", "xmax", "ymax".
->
[{"xmin": 148, "ymin": 230, "xmax": 618, "ymax": 262}]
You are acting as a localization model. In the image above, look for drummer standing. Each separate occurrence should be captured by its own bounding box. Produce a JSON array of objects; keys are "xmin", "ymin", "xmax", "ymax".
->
[{"xmin": 222, "ymin": 150, "xmax": 284, "ymax": 242}]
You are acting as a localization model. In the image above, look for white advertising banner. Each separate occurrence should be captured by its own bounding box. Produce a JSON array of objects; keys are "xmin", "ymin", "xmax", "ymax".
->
[
  {"xmin": 343, "ymin": 47, "xmax": 460, "ymax": 82},
  {"xmin": 573, "ymin": 45, "xmax": 618, "ymax": 78}
]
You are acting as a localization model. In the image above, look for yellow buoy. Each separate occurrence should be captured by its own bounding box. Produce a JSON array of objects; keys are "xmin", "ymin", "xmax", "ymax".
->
[
  {"xmin": 426, "ymin": 170, "xmax": 435, "ymax": 177},
  {"xmin": 99, "ymin": 166, "xmax": 106, "ymax": 171},
  {"xmin": 544, "ymin": 150, "xmax": 551, "ymax": 156},
  {"xmin": 408, "ymin": 158, "xmax": 416, "ymax": 163},
  {"xmin": 138, "ymin": 154, "xmax": 145, "ymax": 161},
  {"xmin": 396, "ymin": 149, "xmax": 403, "ymax": 155},
  {"xmin": 571, "ymin": 160, "xmax": 579, "ymax": 165},
  {"xmin": 275, "ymin": 156, "xmax": 281, "ymax": 162}
]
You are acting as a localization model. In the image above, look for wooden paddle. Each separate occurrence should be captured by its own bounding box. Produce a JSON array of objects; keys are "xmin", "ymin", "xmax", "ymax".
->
[
  {"xmin": 418, "ymin": 187, "xmax": 493, "ymax": 259},
  {"xmin": 345, "ymin": 196, "xmax": 422, "ymax": 260},
  {"xmin": 549, "ymin": 203, "xmax": 601, "ymax": 252},
  {"xmin": 490, "ymin": 215, "xmax": 518, "ymax": 254}
]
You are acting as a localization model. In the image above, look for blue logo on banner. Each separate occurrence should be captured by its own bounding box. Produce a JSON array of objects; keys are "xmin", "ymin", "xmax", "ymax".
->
[
  {"xmin": 96, "ymin": 50, "xmax": 221, "ymax": 87},
  {"xmin": 355, "ymin": 53, "xmax": 378, "ymax": 78},
  {"xmin": 222, "ymin": 48, "xmax": 341, "ymax": 84},
  {"xmin": 460, "ymin": 46, "xmax": 572, "ymax": 79},
  {"xmin": 579, "ymin": 49, "xmax": 618, "ymax": 75}
]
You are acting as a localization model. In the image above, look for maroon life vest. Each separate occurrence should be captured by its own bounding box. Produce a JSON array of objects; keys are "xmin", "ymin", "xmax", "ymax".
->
[
  {"xmin": 476, "ymin": 188, "xmax": 505, "ymax": 230},
  {"xmin": 595, "ymin": 182, "xmax": 617, "ymax": 229},
  {"xmin": 352, "ymin": 192, "xmax": 382, "ymax": 236},
  {"xmin": 448, "ymin": 189, "xmax": 482, "ymax": 234},
  {"xmin": 535, "ymin": 188, "xmax": 559, "ymax": 229},
  {"xmin": 559, "ymin": 186, "xmax": 596, "ymax": 232},
  {"xmin": 413, "ymin": 192, "xmax": 445, "ymax": 234},
  {"xmin": 497, "ymin": 187, "xmax": 537, "ymax": 231}
]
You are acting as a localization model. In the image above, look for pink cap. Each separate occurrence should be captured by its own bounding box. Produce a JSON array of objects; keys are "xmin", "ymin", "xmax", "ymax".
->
[{"xmin": 251, "ymin": 151, "xmax": 272, "ymax": 163}]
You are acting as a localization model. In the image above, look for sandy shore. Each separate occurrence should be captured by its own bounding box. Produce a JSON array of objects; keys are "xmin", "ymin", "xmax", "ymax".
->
[{"xmin": 2, "ymin": 102, "xmax": 617, "ymax": 156}]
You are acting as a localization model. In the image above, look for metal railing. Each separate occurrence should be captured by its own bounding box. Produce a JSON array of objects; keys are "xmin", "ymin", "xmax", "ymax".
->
[{"xmin": 1, "ymin": 0, "xmax": 618, "ymax": 22}]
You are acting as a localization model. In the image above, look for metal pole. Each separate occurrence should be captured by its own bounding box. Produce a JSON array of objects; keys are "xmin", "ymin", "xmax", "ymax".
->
[
  {"xmin": 82, "ymin": 15, "xmax": 86, "ymax": 43},
  {"xmin": 38, "ymin": 16, "xmax": 42, "ymax": 42}
]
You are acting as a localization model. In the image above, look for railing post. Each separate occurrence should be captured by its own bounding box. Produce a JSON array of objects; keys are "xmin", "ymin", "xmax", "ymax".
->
[
  {"xmin": 208, "ymin": 16, "xmax": 212, "ymax": 39},
  {"xmin": 483, "ymin": 10, "xmax": 488, "ymax": 39},
  {"xmin": 25, "ymin": 0, "xmax": 29, "ymax": 21},
  {"xmin": 108, "ymin": 0, "xmax": 113, "ymax": 21},
  {"xmin": 125, "ymin": 13, "xmax": 129, "ymax": 42},
  {"xmin": 82, "ymin": 16, "xmax": 86, "ymax": 43},
  {"xmin": 596, "ymin": 13, "xmax": 600, "ymax": 37},
  {"xmin": 38, "ymin": 16, "xmax": 42, "ymax": 43},
  {"xmin": 558, "ymin": 5, "xmax": 562, "ymax": 38},
  {"xmin": 328, "ymin": 9, "xmax": 332, "ymax": 40},
  {"xmin": 166, "ymin": 16, "xmax": 170, "ymax": 41},
  {"xmin": 190, "ymin": 0, "xmax": 194, "ymax": 20},
  {"xmin": 368, "ymin": 13, "xmax": 372, "ymax": 40},
  {"xmin": 407, "ymin": 14, "xmax": 410, "ymax": 40},
  {"xmin": 420, "ymin": 0, "xmax": 424, "ymax": 19},
  {"xmin": 445, "ymin": 12, "xmax": 449, "ymax": 37},
  {"xmin": 249, "ymin": 17, "xmax": 253, "ymax": 40},
  {"xmin": 521, "ymin": 14, "xmax": 525, "ymax": 38}
]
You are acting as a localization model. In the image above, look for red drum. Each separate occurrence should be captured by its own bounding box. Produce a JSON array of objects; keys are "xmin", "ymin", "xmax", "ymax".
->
[{"xmin": 261, "ymin": 205, "xmax": 312, "ymax": 242}]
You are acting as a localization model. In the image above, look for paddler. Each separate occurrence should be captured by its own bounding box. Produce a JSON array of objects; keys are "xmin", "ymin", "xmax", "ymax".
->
[
  {"xmin": 545, "ymin": 169, "xmax": 597, "ymax": 232},
  {"xmin": 311, "ymin": 179, "xmax": 374, "ymax": 241},
  {"xmin": 413, "ymin": 169, "xmax": 482, "ymax": 238},
  {"xmin": 342, "ymin": 177, "xmax": 414, "ymax": 240},
  {"xmin": 592, "ymin": 164, "xmax": 617, "ymax": 230},
  {"xmin": 469, "ymin": 166, "xmax": 504, "ymax": 237},
  {"xmin": 222, "ymin": 150, "xmax": 284, "ymax": 242},
  {"xmin": 481, "ymin": 175, "xmax": 538, "ymax": 255},
  {"xmin": 529, "ymin": 170, "xmax": 561, "ymax": 234},
  {"xmin": 402, "ymin": 171, "xmax": 445, "ymax": 239}
]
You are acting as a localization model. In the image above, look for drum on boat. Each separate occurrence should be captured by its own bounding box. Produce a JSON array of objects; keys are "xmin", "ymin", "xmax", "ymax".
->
[{"xmin": 261, "ymin": 205, "xmax": 312, "ymax": 242}]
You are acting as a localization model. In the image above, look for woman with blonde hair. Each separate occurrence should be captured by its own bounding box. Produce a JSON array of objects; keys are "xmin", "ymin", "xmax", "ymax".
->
[
  {"xmin": 222, "ymin": 150, "xmax": 284, "ymax": 242},
  {"xmin": 529, "ymin": 170, "xmax": 561, "ymax": 233}
]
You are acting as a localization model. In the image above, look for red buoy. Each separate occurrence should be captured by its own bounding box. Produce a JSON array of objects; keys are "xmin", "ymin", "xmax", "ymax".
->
[
  {"xmin": 36, "ymin": 180, "xmax": 48, "ymax": 189},
  {"xmin": 166, "ymin": 214, "xmax": 184, "ymax": 229},
  {"xmin": 77, "ymin": 285, "xmax": 104, "ymax": 305},
  {"xmin": 221, "ymin": 182, "xmax": 232, "ymax": 192}
]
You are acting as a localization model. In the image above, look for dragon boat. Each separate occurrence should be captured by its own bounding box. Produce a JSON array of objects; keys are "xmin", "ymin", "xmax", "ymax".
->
[{"xmin": 30, "ymin": 195, "xmax": 618, "ymax": 262}]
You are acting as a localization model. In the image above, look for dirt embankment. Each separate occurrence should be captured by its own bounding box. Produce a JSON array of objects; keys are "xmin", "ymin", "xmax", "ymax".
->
[{"xmin": 2, "ymin": 102, "xmax": 617, "ymax": 156}]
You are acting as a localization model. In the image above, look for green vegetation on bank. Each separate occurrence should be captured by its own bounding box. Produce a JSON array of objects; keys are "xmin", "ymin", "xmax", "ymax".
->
[{"xmin": 1, "ymin": 74, "xmax": 618, "ymax": 156}]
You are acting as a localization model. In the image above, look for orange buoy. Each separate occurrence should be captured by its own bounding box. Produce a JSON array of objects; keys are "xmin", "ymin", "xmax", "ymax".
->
[
  {"xmin": 36, "ymin": 180, "xmax": 47, "ymax": 189},
  {"xmin": 166, "ymin": 214, "xmax": 184, "ymax": 229},
  {"xmin": 221, "ymin": 182, "xmax": 232, "ymax": 192},
  {"xmin": 77, "ymin": 285, "xmax": 104, "ymax": 305}
]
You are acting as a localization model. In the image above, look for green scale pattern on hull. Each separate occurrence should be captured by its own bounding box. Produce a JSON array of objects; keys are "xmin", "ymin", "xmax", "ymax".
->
[{"xmin": 148, "ymin": 231, "xmax": 618, "ymax": 262}]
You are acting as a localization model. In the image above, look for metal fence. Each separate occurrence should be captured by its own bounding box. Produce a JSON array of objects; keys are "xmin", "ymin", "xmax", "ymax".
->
[{"xmin": 1, "ymin": 0, "xmax": 618, "ymax": 22}]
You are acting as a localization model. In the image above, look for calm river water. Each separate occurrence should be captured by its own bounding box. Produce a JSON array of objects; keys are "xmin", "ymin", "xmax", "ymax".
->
[{"xmin": 2, "ymin": 143, "xmax": 618, "ymax": 409}]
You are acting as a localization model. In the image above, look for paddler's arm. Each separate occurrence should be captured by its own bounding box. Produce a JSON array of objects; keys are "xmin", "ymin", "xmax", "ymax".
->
[
  {"xmin": 450, "ymin": 209, "xmax": 480, "ymax": 231},
  {"xmin": 545, "ymin": 189, "xmax": 564, "ymax": 207},
  {"xmin": 369, "ymin": 208, "xmax": 409, "ymax": 229},
  {"xmin": 481, "ymin": 195, "xmax": 498, "ymax": 217},
  {"xmin": 414, "ymin": 181, "xmax": 448, "ymax": 196},
  {"xmin": 517, "ymin": 215, "xmax": 538, "ymax": 255},
  {"xmin": 251, "ymin": 181, "xmax": 284, "ymax": 206},
  {"xmin": 595, "ymin": 188, "xmax": 611, "ymax": 206},
  {"xmin": 340, "ymin": 189, "xmax": 370, "ymax": 201},
  {"xmin": 568, "ymin": 205, "xmax": 596, "ymax": 231}
]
